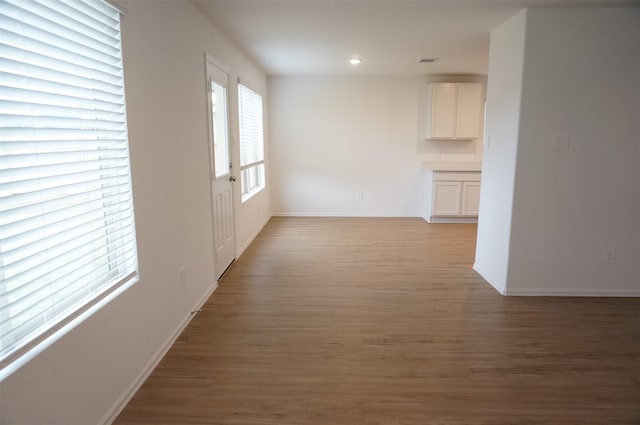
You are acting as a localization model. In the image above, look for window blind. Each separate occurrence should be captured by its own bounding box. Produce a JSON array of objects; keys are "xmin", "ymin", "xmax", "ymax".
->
[
  {"xmin": 0, "ymin": 0, "xmax": 138, "ymax": 370},
  {"xmin": 238, "ymin": 83, "xmax": 264, "ymax": 169}
]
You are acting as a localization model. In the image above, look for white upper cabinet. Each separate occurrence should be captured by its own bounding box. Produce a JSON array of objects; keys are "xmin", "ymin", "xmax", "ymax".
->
[
  {"xmin": 426, "ymin": 83, "xmax": 483, "ymax": 140},
  {"xmin": 455, "ymin": 84, "xmax": 483, "ymax": 139},
  {"xmin": 429, "ymin": 84, "xmax": 457, "ymax": 139}
]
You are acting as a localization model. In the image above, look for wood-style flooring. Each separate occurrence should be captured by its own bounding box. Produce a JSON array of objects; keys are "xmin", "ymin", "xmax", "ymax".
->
[{"xmin": 114, "ymin": 217, "xmax": 639, "ymax": 425}]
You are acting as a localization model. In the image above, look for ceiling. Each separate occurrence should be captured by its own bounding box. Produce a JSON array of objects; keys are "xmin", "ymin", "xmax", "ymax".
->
[{"xmin": 193, "ymin": 0, "xmax": 636, "ymax": 76}]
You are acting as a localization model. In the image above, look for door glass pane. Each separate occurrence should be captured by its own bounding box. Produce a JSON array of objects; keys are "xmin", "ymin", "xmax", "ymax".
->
[{"xmin": 211, "ymin": 81, "xmax": 230, "ymax": 179}]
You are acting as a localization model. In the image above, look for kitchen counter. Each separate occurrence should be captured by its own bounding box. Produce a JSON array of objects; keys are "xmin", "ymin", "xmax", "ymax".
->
[{"xmin": 422, "ymin": 161, "xmax": 482, "ymax": 172}]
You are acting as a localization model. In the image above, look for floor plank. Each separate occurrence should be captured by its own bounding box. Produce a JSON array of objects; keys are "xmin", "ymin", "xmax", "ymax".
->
[{"xmin": 114, "ymin": 217, "xmax": 640, "ymax": 425}]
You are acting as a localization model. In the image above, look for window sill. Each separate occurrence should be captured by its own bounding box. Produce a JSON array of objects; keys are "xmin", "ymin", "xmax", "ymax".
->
[
  {"xmin": 0, "ymin": 274, "xmax": 139, "ymax": 381},
  {"xmin": 241, "ymin": 185, "xmax": 265, "ymax": 203}
]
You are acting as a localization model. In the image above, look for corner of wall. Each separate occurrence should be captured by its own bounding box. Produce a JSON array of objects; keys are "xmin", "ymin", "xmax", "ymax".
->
[
  {"xmin": 505, "ymin": 6, "xmax": 640, "ymax": 295},
  {"xmin": 473, "ymin": 263, "xmax": 507, "ymax": 295},
  {"xmin": 474, "ymin": 9, "xmax": 527, "ymax": 295}
]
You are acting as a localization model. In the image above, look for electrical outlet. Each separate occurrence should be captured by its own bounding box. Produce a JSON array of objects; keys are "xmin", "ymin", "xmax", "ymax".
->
[
  {"xmin": 178, "ymin": 267, "xmax": 187, "ymax": 287},
  {"xmin": 483, "ymin": 135, "xmax": 490, "ymax": 150},
  {"xmin": 602, "ymin": 248, "xmax": 616, "ymax": 264},
  {"xmin": 356, "ymin": 191, "xmax": 364, "ymax": 201}
]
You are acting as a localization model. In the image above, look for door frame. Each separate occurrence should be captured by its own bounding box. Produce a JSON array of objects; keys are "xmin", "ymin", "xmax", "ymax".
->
[{"xmin": 204, "ymin": 53, "xmax": 236, "ymax": 279}]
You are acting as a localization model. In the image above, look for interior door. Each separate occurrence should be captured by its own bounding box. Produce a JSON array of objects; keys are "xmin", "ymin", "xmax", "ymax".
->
[{"xmin": 206, "ymin": 56, "xmax": 236, "ymax": 279}]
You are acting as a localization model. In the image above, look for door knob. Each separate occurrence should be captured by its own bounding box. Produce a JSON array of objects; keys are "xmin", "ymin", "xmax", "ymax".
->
[{"xmin": 229, "ymin": 176, "xmax": 237, "ymax": 182}]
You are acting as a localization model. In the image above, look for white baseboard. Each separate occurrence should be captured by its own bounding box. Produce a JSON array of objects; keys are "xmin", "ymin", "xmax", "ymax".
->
[
  {"xmin": 503, "ymin": 287, "xmax": 640, "ymax": 297},
  {"xmin": 473, "ymin": 263, "xmax": 506, "ymax": 295},
  {"xmin": 426, "ymin": 217, "xmax": 478, "ymax": 224},
  {"xmin": 473, "ymin": 263, "xmax": 639, "ymax": 297},
  {"xmin": 272, "ymin": 212, "xmax": 419, "ymax": 218},
  {"xmin": 236, "ymin": 214, "xmax": 271, "ymax": 258},
  {"xmin": 99, "ymin": 281, "xmax": 219, "ymax": 425}
]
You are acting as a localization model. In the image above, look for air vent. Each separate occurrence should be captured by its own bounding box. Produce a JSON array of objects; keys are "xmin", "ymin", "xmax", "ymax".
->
[{"xmin": 419, "ymin": 58, "xmax": 437, "ymax": 63}]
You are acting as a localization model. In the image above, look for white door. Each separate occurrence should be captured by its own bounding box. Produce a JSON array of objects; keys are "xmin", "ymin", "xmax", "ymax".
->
[{"xmin": 206, "ymin": 57, "xmax": 235, "ymax": 279}]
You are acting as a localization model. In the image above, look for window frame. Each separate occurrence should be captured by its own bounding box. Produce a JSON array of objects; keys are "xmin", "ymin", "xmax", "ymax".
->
[
  {"xmin": 0, "ymin": 0, "xmax": 138, "ymax": 378},
  {"xmin": 237, "ymin": 82, "xmax": 265, "ymax": 202}
]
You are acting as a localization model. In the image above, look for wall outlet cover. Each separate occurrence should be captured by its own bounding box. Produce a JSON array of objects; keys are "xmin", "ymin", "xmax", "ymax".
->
[{"xmin": 602, "ymin": 248, "xmax": 616, "ymax": 264}]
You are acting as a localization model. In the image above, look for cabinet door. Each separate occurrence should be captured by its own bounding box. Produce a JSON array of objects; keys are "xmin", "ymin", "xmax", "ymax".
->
[
  {"xmin": 461, "ymin": 181, "xmax": 481, "ymax": 217},
  {"xmin": 455, "ymin": 84, "xmax": 483, "ymax": 139},
  {"xmin": 429, "ymin": 84, "xmax": 457, "ymax": 139},
  {"xmin": 432, "ymin": 182, "xmax": 462, "ymax": 216}
]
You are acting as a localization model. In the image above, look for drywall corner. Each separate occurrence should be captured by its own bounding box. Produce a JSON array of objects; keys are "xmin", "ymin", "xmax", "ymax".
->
[{"xmin": 474, "ymin": 10, "xmax": 527, "ymax": 293}]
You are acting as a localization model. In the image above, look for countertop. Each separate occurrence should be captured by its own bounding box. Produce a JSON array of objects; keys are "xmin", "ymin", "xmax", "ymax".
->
[{"xmin": 422, "ymin": 161, "xmax": 482, "ymax": 172}]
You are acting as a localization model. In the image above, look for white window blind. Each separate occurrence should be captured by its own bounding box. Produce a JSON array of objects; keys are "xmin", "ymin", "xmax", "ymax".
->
[
  {"xmin": 238, "ymin": 82, "xmax": 265, "ymax": 200},
  {"xmin": 0, "ymin": 0, "xmax": 138, "ymax": 371}
]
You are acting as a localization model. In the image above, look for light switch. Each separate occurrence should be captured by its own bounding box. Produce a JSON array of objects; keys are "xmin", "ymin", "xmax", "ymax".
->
[
  {"xmin": 552, "ymin": 133, "xmax": 570, "ymax": 152},
  {"xmin": 483, "ymin": 135, "xmax": 490, "ymax": 150}
]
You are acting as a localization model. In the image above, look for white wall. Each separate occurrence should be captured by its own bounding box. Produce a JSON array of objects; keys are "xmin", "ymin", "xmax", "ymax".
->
[
  {"xmin": 0, "ymin": 2, "xmax": 270, "ymax": 424},
  {"xmin": 269, "ymin": 75, "xmax": 485, "ymax": 216},
  {"xmin": 476, "ymin": 7, "xmax": 640, "ymax": 296},
  {"xmin": 473, "ymin": 11, "xmax": 527, "ymax": 293},
  {"xmin": 506, "ymin": 7, "xmax": 640, "ymax": 295}
]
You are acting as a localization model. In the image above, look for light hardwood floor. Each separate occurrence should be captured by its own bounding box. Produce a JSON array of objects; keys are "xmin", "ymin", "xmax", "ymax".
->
[{"xmin": 115, "ymin": 217, "xmax": 639, "ymax": 425}]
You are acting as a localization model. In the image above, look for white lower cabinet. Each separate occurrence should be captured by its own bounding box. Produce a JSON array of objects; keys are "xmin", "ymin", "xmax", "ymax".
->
[
  {"xmin": 433, "ymin": 181, "xmax": 462, "ymax": 216},
  {"xmin": 424, "ymin": 170, "xmax": 481, "ymax": 223},
  {"xmin": 461, "ymin": 181, "xmax": 481, "ymax": 216}
]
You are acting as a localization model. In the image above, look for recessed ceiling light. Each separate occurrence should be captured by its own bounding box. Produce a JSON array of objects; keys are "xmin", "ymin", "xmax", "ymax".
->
[
  {"xmin": 349, "ymin": 58, "xmax": 362, "ymax": 65},
  {"xmin": 419, "ymin": 58, "xmax": 438, "ymax": 63}
]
